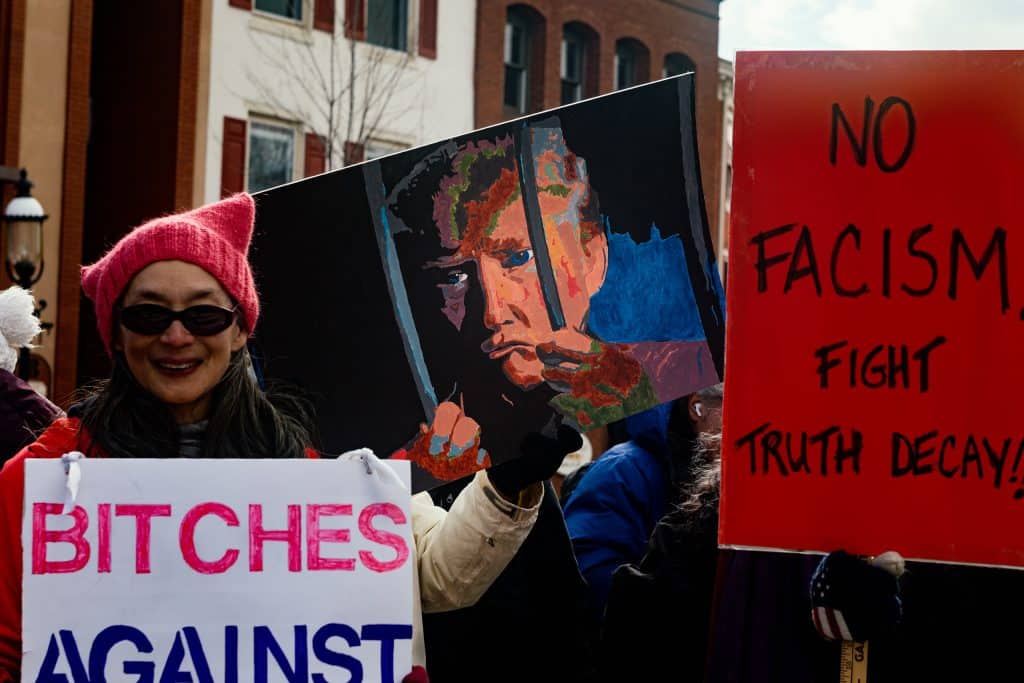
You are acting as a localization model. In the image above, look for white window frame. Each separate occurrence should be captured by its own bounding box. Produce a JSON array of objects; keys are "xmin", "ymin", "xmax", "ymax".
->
[
  {"xmin": 504, "ymin": 13, "xmax": 530, "ymax": 113},
  {"xmin": 245, "ymin": 117, "xmax": 303, "ymax": 193},
  {"xmin": 249, "ymin": 0, "xmax": 314, "ymax": 43},
  {"xmin": 663, "ymin": 53, "xmax": 695, "ymax": 79},
  {"xmin": 365, "ymin": 0, "xmax": 411, "ymax": 52},
  {"xmin": 252, "ymin": 0, "xmax": 306, "ymax": 25},
  {"xmin": 364, "ymin": 137, "xmax": 410, "ymax": 161},
  {"xmin": 561, "ymin": 28, "xmax": 585, "ymax": 104},
  {"xmin": 614, "ymin": 42, "xmax": 638, "ymax": 90}
]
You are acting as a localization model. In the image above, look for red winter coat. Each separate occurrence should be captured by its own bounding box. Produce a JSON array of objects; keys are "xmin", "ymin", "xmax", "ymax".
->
[
  {"xmin": 0, "ymin": 417, "xmax": 321, "ymax": 683},
  {"xmin": 0, "ymin": 418, "xmax": 88, "ymax": 682},
  {"xmin": 0, "ymin": 368, "xmax": 63, "ymax": 466}
]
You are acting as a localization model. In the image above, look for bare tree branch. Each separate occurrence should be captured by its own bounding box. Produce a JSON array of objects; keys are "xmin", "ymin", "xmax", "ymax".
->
[{"xmin": 246, "ymin": 0, "xmax": 416, "ymax": 171}]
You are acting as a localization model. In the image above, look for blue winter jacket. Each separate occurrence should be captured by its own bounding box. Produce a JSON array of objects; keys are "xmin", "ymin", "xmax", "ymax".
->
[{"xmin": 562, "ymin": 403, "xmax": 675, "ymax": 619}]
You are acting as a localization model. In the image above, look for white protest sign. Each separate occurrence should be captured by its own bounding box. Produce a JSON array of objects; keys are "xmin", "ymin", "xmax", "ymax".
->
[{"xmin": 23, "ymin": 458, "xmax": 413, "ymax": 683}]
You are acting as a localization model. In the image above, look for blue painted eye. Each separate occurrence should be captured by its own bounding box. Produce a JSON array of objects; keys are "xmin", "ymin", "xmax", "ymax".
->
[
  {"xmin": 444, "ymin": 270, "xmax": 468, "ymax": 285},
  {"xmin": 503, "ymin": 249, "xmax": 533, "ymax": 268}
]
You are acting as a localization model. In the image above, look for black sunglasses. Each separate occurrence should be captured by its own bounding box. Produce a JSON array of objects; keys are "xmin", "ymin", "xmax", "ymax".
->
[{"xmin": 118, "ymin": 304, "xmax": 238, "ymax": 337}]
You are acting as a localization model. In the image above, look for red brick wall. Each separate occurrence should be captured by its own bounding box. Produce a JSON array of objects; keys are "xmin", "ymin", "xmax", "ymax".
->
[
  {"xmin": 175, "ymin": 0, "xmax": 201, "ymax": 211},
  {"xmin": 75, "ymin": 0, "xmax": 188, "ymax": 386},
  {"xmin": 0, "ymin": 0, "xmax": 24, "ymax": 169},
  {"xmin": 53, "ymin": 0, "xmax": 93, "ymax": 405},
  {"xmin": 0, "ymin": 0, "xmax": 25, "ymax": 290},
  {"xmin": 475, "ymin": 0, "xmax": 724, "ymax": 248}
]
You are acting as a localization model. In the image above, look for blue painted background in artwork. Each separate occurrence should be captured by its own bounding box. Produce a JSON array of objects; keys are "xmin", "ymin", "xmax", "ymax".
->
[{"xmin": 587, "ymin": 221, "xmax": 709, "ymax": 343}]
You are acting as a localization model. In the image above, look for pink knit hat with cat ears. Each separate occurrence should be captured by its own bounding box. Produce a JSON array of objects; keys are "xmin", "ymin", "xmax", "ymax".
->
[{"xmin": 80, "ymin": 192, "xmax": 260, "ymax": 355}]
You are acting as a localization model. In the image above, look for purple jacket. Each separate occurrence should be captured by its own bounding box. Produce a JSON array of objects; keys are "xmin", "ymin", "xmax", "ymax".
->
[{"xmin": 0, "ymin": 369, "xmax": 62, "ymax": 465}]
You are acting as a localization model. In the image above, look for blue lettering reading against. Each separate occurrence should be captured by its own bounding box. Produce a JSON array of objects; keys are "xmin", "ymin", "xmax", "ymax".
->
[
  {"xmin": 92, "ymin": 626, "xmax": 155, "ymax": 683},
  {"xmin": 311, "ymin": 624, "xmax": 362, "ymax": 683},
  {"xmin": 32, "ymin": 623, "xmax": 413, "ymax": 683},
  {"xmin": 36, "ymin": 633, "xmax": 74, "ymax": 683},
  {"xmin": 361, "ymin": 625, "xmax": 413, "ymax": 683},
  {"xmin": 159, "ymin": 628, "xmax": 213, "ymax": 683},
  {"xmin": 36, "ymin": 626, "xmax": 156, "ymax": 683},
  {"xmin": 254, "ymin": 626, "xmax": 308, "ymax": 683},
  {"xmin": 224, "ymin": 626, "xmax": 238, "ymax": 683}
]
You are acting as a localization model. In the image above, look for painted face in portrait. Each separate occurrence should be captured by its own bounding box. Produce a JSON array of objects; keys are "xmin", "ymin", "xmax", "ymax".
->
[{"xmin": 425, "ymin": 131, "xmax": 608, "ymax": 389}]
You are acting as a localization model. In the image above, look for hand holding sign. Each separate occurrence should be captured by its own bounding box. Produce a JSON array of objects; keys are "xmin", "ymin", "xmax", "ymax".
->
[
  {"xmin": 810, "ymin": 550, "xmax": 904, "ymax": 642},
  {"xmin": 487, "ymin": 425, "xmax": 583, "ymax": 501}
]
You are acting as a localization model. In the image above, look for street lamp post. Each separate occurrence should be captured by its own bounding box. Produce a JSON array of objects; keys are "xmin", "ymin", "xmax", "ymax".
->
[{"xmin": 2, "ymin": 168, "xmax": 48, "ymax": 381}]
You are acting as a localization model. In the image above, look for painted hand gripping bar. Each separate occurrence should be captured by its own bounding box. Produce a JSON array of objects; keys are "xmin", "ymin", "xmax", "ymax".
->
[{"xmin": 251, "ymin": 75, "xmax": 725, "ymax": 492}]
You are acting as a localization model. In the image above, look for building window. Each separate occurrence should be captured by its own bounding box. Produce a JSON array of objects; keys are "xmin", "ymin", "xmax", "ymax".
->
[
  {"xmin": 254, "ymin": 0, "xmax": 302, "ymax": 22},
  {"xmin": 367, "ymin": 0, "xmax": 408, "ymax": 51},
  {"xmin": 504, "ymin": 10, "xmax": 530, "ymax": 113},
  {"xmin": 561, "ymin": 27, "xmax": 585, "ymax": 104},
  {"xmin": 664, "ymin": 52, "xmax": 696, "ymax": 78},
  {"xmin": 248, "ymin": 121, "xmax": 295, "ymax": 192},
  {"xmin": 365, "ymin": 138, "xmax": 408, "ymax": 160},
  {"xmin": 614, "ymin": 38, "xmax": 648, "ymax": 90},
  {"xmin": 724, "ymin": 163, "xmax": 732, "ymax": 205}
]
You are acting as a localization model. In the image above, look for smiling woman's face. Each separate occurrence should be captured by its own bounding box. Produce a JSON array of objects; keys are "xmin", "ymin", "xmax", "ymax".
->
[{"xmin": 115, "ymin": 260, "xmax": 248, "ymax": 424}]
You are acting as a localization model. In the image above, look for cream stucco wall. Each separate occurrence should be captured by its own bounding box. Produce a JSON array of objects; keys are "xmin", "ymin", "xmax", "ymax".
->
[
  {"xmin": 18, "ymin": 0, "xmax": 71, "ymax": 394},
  {"xmin": 203, "ymin": 0, "xmax": 477, "ymax": 202}
]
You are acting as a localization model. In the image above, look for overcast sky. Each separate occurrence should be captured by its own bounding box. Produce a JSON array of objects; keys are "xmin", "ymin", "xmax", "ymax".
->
[{"xmin": 719, "ymin": 0, "xmax": 1023, "ymax": 60}]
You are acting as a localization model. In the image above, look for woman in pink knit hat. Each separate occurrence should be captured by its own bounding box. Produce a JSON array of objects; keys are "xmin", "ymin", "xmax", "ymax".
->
[{"xmin": 0, "ymin": 192, "xmax": 578, "ymax": 682}]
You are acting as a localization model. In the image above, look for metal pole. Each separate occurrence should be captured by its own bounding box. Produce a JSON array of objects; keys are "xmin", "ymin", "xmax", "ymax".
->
[
  {"xmin": 516, "ymin": 121, "xmax": 566, "ymax": 331},
  {"xmin": 17, "ymin": 344, "xmax": 31, "ymax": 382}
]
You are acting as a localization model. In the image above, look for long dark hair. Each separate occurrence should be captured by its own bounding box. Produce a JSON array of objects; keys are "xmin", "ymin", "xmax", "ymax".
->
[
  {"xmin": 77, "ymin": 349, "xmax": 316, "ymax": 459},
  {"xmin": 664, "ymin": 383, "xmax": 724, "ymax": 493}
]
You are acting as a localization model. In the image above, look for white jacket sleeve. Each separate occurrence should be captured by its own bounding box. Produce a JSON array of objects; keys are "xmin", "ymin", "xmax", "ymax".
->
[{"xmin": 412, "ymin": 470, "xmax": 541, "ymax": 613}]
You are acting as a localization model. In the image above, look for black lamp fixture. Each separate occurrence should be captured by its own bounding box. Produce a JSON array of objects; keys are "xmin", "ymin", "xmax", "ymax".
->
[{"xmin": 2, "ymin": 167, "xmax": 48, "ymax": 381}]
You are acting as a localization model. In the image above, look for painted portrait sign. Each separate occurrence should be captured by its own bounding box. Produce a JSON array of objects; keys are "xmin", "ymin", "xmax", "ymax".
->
[
  {"xmin": 252, "ymin": 76, "xmax": 725, "ymax": 492},
  {"xmin": 722, "ymin": 51, "xmax": 1024, "ymax": 568}
]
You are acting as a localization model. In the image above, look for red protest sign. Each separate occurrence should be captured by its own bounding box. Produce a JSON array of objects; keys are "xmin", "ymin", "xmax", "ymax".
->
[{"xmin": 721, "ymin": 51, "xmax": 1024, "ymax": 568}]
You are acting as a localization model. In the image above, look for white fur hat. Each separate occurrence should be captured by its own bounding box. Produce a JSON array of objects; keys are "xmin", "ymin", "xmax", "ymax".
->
[{"xmin": 0, "ymin": 286, "xmax": 41, "ymax": 373}]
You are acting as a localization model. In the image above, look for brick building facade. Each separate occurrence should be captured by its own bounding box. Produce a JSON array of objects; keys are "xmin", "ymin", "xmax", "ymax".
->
[
  {"xmin": 1, "ymin": 0, "xmax": 727, "ymax": 403},
  {"xmin": 474, "ymin": 0, "xmax": 725, "ymax": 245}
]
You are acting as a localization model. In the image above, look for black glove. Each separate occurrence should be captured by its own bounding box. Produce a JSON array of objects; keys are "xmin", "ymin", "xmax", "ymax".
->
[
  {"xmin": 810, "ymin": 550, "xmax": 903, "ymax": 641},
  {"xmin": 487, "ymin": 425, "xmax": 583, "ymax": 499}
]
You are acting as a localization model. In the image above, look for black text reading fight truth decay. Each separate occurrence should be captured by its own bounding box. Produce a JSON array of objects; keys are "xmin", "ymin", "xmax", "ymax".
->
[{"xmin": 735, "ymin": 96, "xmax": 1024, "ymax": 500}]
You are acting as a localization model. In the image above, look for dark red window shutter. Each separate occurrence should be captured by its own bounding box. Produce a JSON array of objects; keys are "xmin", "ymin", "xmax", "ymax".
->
[
  {"xmin": 221, "ymin": 117, "xmax": 247, "ymax": 197},
  {"xmin": 304, "ymin": 133, "xmax": 327, "ymax": 176},
  {"xmin": 344, "ymin": 140, "xmax": 365, "ymax": 165},
  {"xmin": 418, "ymin": 0, "xmax": 437, "ymax": 59},
  {"xmin": 314, "ymin": 0, "xmax": 335, "ymax": 32},
  {"xmin": 229, "ymin": 0, "xmax": 252, "ymax": 10},
  {"xmin": 344, "ymin": 0, "xmax": 365, "ymax": 40}
]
